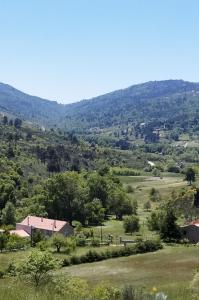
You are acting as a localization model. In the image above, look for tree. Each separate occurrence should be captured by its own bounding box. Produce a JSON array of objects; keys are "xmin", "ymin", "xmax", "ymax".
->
[
  {"xmin": 14, "ymin": 118, "xmax": 22, "ymax": 129},
  {"xmin": 147, "ymin": 211, "xmax": 162, "ymax": 231},
  {"xmin": 45, "ymin": 172, "xmax": 88, "ymax": 224},
  {"xmin": 6, "ymin": 145, "xmax": 15, "ymax": 158},
  {"xmin": 169, "ymin": 188, "xmax": 197, "ymax": 221},
  {"xmin": 0, "ymin": 232, "xmax": 8, "ymax": 252},
  {"xmin": 159, "ymin": 208, "xmax": 181, "ymax": 242},
  {"xmin": 184, "ymin": 168, "xmax": 196, "ymax": 185},
  {"xmin": 6, "ymin": 234, "xmax": 28, "ymax": 251},
  {"xmin": 149, "ymin": 188, "xmax": 161, "ymax": 202},
  {"xmin": 152, "ymin": 168, "xmax": 161, "ymax": 177},
  {"xmin": 2, "ymin": 202, "xmax": 16, "ymax": 225},
  {"xmin": 143, "ymin": 201, "xmax": 151, "ymax": 211},
  {"xmin": 109, "ymin": 187, "xmax": 134, "ymax": 220},
  {"xmin": 20, "ymin": 250, "xmax": 57, "ymax": 287},
  {"xmin": 123, "ymin": 215, "xmax": 140, "ymax": 235},
  {"xmin": 2, "ymin": 116, "xmax": 8, "ymax": 125},
  {"xmin": 87, "ymin": 173, "xmax": 110, "ymax": 210},
  {"xmin": 85, "ymin": 198, "xmax": 105, "ymax": 225},
  {"xmin": 50, "ymin": 233, "xmax": 76, "ymax": 253},
  {"xmin": 32, "ymin": 230, "xmax": 45, "ymax": 247}
]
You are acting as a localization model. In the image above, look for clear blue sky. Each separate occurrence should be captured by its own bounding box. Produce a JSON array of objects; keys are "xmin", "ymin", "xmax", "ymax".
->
[{"xmin": 0, "ymin": 0, "xmax": 198, "ymax": 103}]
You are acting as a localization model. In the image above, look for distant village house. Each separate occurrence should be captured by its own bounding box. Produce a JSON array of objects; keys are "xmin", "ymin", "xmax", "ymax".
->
[{"xmin": 15, "ymin": 215, "xmax": 73, "ymax": 238}]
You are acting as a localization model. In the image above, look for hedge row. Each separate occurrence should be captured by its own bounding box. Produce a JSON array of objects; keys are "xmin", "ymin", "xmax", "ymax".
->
[
  {"xmin": 62, "ymin": 239, "xmax": 162, "ymax": 267},
  {"xmin": 111, "ymin": 167, "xmax": 141, "ymax": 176}
]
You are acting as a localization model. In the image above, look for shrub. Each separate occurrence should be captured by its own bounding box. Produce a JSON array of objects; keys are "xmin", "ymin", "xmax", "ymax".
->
[
  {"xmin": 147, "ymin": 211, "xmax": 162, "ymax": 231},
  {"xmin": 111, "ymin": 167, "xmax": 140, "ymax": 176},
  {"xmin": 123, "ymin": 215, "xmax": 140, "ymax": 235},
  {"xmin": 143, "ymin": 201, "xmax": 151, "ymax": 211},
  {"xmin": 121, "ymin": 285, "xmax": 145, "ymax": 300},
  {"xmin": 36, "ymin": 240, "xmax": 48, "ymax": 251},
  {"xmin": 85, "ymin": 250, "xmax": 100, "ymax": 262},
  {"xmin": 76, "ymin": 237, "xmax": 87, "ymax": 247},
  {"xmin": 92, "ymin": 282, "xmax": 120, "ymax": 300},
  {"xmin": 135, "ymin": 239, "xmax": 162, "ymax": 253},
  {"xmin": 6, "ymin": 234, "xmax": 28, "ymax": 251},
  {"xmin": 62, "ymin": 240, "xmax": 162, "ymax": 267},
  {"xmin": 126, "ymin": 185, "xmax": 134, "ymax": 193},
  {"xmin": 0, "ymin": 269, "xmax": 5, "ymax": 279},
  {"xmin": 91, "ymin": 238, "xmax": 100, "ymax": 247},
  {"xmin": 62, "ymin": 258, "xmax": 71, "ymax": 267},
  {"xmin": 70, "ymin": 255, "xmax": 81, "ymax": 265},
  {"xmin": 52, "ymin": 276, "xmax": 89, "ymax": 299}
]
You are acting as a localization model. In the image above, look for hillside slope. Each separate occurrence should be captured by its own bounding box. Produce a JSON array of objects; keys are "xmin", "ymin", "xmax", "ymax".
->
[
  {"xmin": 0, "ymin": 83, "xmax": 64, "ymax": 127},
  {"xmin": 1, "ymin": 80, "xmax": 199, "ymax": 134},
  {"xmin": 64, "ymin": 80, "xmax": 199, "ymax": 131}
]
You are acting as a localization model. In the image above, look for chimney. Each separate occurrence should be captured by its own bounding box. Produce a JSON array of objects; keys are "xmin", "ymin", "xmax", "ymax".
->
[
  {"xmin": 54, "ymin": 220, "xmax": 56, "ymax": 228},
  {"xmin": 27, "ymin": 216, "xmax": 30, "ymax": 226},
  {"xmin": 41, "ymin": 217, "xmax": 43, "ymax": 222}
]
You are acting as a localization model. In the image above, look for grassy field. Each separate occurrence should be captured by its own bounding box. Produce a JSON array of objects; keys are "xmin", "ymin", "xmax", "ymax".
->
[{"xmin": 61, "ymin": 244, "xmax": 199, "ymax": 298}]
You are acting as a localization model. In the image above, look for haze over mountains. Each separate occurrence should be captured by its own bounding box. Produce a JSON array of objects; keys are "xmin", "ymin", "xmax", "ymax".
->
[{"xmin": 1, "ymin": 80, "xmax": 199, "ymax": 132}]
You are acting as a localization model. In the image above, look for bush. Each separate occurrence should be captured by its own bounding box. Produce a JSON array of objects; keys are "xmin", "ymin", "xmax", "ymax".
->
[
  {"xmin": 135, "ymin": 239, "xmax": 162, "ymax": 253},
  {"xmin": 36, "ymin": 240, "xmax": 48, "ymax": 251},
  {"xmin": 126, "ymin": 185, "xmax": 134, "ymax": 193},
  {"xmin": 147, "ymin": 211, "xmax": 162, "ymax": 231},
  {"xmin": 0, "ymin": 269, "xmax": 5, "ymax": 279},
  {"xmin": 6, "ymin": 234, "xmax": 28, "ymax": 251},
  {"xmin": 76, "ymin": 237, "xmax": 87, "ymax": 247},
  {"xmin": 70, "ymin": 255, "xmax": 81, "ymax": 265},
  {"xmin": 111, "ymin": 167, "xmax": 140, "ymax": 176},
  {"xmin": 143, "ymin": 201, "xmax": 151, "ymax": 211},
  {"xmin": 121, "ymin": 285, "xmax": 145, "ymax": 300},
  {"xmin": 62, "ymin": 240, "xmax": 162, "ymax": 267},
  {"xmin": 92, "ymin": 282, "xmax": 120, "ymax": 300},
  {"xmin": 123, "ymin": 215, "xmax": 140, "ymax": 235},
  {"xmin": 62, "ymin": 258, "xmax": 71, "ymax": 267},
  {"xmin": 91, "ymin": 238, "xmax": 100, "ymax": 247}
]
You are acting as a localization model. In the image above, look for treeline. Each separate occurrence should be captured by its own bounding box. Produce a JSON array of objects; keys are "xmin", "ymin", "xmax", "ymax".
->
[
  {"xmin": 0, "ymin": 160, "xmax": 136, "ymax": 225},
  {"xmin": 19, "ymin": 170, "xmax": 136, "ymax": 225}
]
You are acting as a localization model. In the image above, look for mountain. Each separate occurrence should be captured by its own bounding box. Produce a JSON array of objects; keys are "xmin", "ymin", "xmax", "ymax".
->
[
  {"xmin": 1, "ymin": 80, "xmax": 199, "ymax": 134},
  {"xmin": 0, "ymin": 82, "xmax": 65, "ymax": 127},
  {"xmin": 64, "ymin": 80, "xmax": 199, "ymax": 131}
]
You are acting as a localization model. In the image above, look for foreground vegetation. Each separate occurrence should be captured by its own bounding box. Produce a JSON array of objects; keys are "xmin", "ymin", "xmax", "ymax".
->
[{"xmin": 1, "ymin": 114, "xmax": 199, "ymax": 299}]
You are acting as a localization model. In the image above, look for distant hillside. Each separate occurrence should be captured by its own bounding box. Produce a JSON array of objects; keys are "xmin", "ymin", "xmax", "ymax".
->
[
  {"xmin": 0, "ymin": 83, "xmax": 64, "ymax": 127},
  {"xmin": 1, "ymin": 80, "xmax": 199, "ymax": 135},
  {"xmin": 64, "ymin": 80, "xmax": 199, "ymax": 131}
]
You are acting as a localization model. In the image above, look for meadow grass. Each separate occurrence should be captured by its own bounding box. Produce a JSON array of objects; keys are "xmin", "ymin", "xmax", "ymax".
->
[{"xmin": 62, "ymin": 244, "xmax": 199, "ymax": 298}]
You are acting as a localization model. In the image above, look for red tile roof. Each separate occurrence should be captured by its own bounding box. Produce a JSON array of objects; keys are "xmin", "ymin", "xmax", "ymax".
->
[
  {"xmin": 10, "ymin": 229, "xmax": 30, "ymax": 238},
  {"xmin": 19, "ymin": 216, "xmax": 68, "ymax": 232},
  {"xmin": 190, "ymin": 220, "xmax": 199, "ymax": 227}
]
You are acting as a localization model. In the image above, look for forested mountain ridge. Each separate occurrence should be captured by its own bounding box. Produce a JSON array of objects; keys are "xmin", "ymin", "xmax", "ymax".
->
[
  {"xmin": 0, "ymin": 82, "xmax": 65, "ymax": 127},
  {"xmin": 64, "ymin": 80, "xmax": 199, "ymax": 131},
  {"xmin": 1, "ymin": 80, "xmax": 199, "ymax": 134}
]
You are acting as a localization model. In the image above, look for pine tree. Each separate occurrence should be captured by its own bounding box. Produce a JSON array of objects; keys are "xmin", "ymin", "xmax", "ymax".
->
[{"xmin": 160, "ymin": 208, "xmax": 181, "ymax": 242}]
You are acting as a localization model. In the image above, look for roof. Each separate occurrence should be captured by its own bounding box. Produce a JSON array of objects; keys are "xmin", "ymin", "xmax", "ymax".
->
[
  {"xmin": 189, "ymin": 220, "xmax": 199, "ymax": 227},
  {"xmin": 10, "ymin": 229, "xmax": 30, "ymax": 238},
  {"xmin": 19, "ymin": 216, "xmax": 68, "ymax": 232}
]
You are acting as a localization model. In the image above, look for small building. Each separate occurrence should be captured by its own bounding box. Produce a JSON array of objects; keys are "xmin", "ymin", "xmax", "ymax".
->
[
  {"xmin": 182, "ymin": 221, "xmax": 199, "ymax": 243},
  {"xmin": 16, "ymin": 215, "xmax": 73, "ymax": 237}
]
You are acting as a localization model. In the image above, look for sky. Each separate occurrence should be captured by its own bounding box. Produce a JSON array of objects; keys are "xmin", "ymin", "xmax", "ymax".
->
[{"xmin": 0, "ymin": 0, "xmax": 199, "ymax": 104}]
